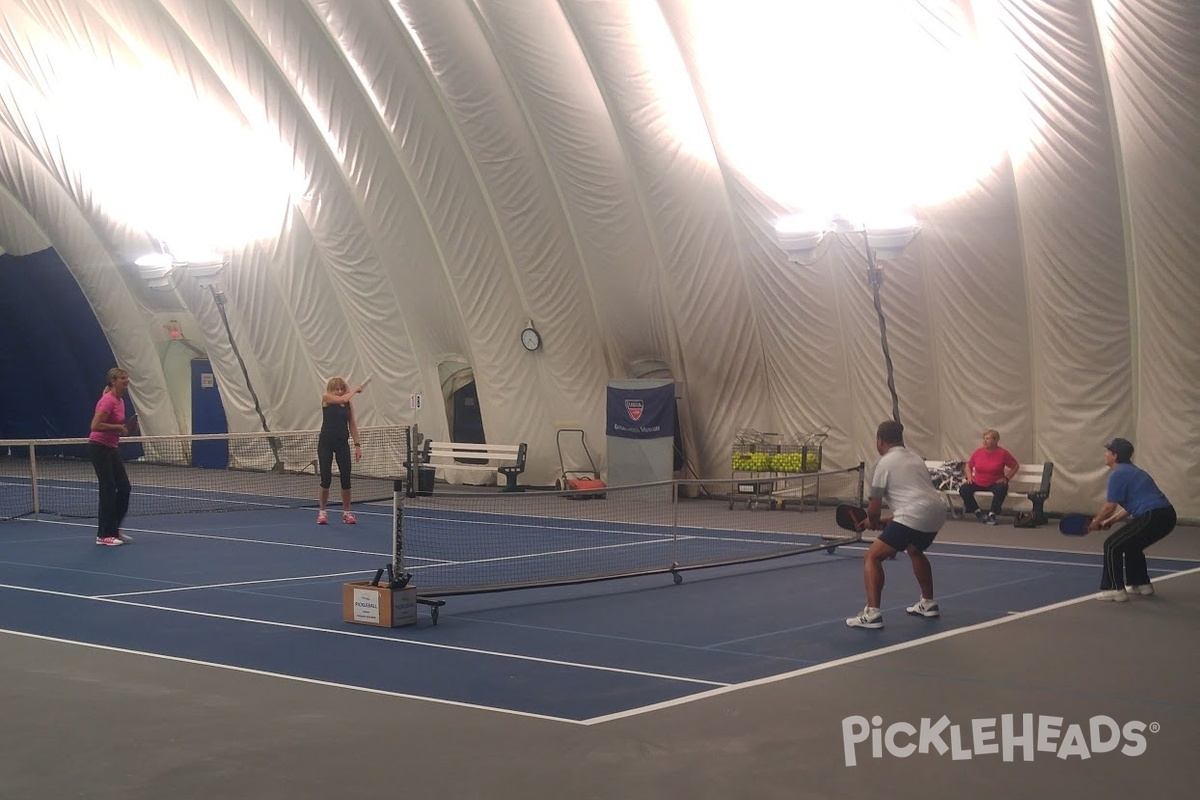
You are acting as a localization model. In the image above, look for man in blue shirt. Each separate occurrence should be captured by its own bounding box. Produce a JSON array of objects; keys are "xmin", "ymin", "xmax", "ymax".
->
[{"xmin": 1088, "ymin": 438, "xmax": 1176, "ymax": 602}]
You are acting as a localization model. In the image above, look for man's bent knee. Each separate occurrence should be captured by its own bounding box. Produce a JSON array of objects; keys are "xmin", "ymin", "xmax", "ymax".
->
[{"xmin": 866, "ymin": 541, "xmax": 896, "ymax": 562}]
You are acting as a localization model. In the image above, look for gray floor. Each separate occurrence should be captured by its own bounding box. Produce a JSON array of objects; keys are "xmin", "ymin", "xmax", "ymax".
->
[{"xmin": 2, "ymin": 518, "xmax": 1198, "ymax": 799}]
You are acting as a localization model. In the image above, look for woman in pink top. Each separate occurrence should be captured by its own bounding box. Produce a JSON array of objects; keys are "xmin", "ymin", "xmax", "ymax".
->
[
  {"xmin": 960, "ymin": 429, "xmax": 1019, "ymax": 525},
  {"xmin": 88, "ymin": 368, "xmax": 138, "ymax": 546}
]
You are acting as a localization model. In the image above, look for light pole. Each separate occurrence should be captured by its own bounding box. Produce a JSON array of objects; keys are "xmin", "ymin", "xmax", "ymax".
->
[
  {"xmin": 775, "ymin": 217, "xmax": 920, "ymax": 424},
  {"xmin": 134, "ymin": 251, "xmax": 283, "ymax": 469},
  {"xmin": 206, "ymin": 282, "xmax": 281, "ymax": 469}
]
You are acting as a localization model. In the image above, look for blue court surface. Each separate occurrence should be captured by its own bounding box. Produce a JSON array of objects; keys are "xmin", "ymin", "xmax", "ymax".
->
[{"xmin": 3, "ymin": 504, "xmax": 1197, "ymax": 724}]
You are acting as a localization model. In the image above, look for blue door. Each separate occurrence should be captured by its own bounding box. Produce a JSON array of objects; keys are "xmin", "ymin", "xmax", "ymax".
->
[
  {"xmin": 451, "ymin": 380, "xmax": 487, "ymax": 464},
  {"xmin": 191, "ymin": 359, "xmax": 228, "ymax": 468}
]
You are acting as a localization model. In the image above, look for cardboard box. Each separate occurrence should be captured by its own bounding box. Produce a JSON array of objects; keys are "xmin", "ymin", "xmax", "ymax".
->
[{"xmin": 342, "ymin": 581, "xmax": 417, "ymax": 628}]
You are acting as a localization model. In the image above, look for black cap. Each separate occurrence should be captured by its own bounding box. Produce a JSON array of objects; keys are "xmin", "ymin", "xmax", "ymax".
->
[{"xmin": 1103, "ymin": 437, "xmax": 1134, "ymax": 462}]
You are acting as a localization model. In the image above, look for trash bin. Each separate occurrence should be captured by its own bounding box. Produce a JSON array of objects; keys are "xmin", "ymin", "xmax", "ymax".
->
[{"xmin": 417, "ymin": 466, "xmax": 436, "ymax": 496}]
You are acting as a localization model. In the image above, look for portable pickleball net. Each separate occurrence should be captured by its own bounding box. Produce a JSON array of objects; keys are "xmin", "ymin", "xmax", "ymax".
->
[{"xmin": 386, "ymin": 448, "xmax": 865, "ymax": 622}]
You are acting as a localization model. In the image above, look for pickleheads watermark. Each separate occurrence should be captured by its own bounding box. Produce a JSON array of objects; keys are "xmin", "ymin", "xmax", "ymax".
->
[{"xmin": 841, "ymin": 714, "xmax": 1158, "ymax": 766}]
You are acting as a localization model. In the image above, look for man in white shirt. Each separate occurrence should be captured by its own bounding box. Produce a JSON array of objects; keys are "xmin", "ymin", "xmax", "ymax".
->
[{"xmin": 847, "ymin": 420, "xmax": 947, "ymax": 629}]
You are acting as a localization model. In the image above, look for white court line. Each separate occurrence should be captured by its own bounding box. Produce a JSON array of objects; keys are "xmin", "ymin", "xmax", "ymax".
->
[
  {"xmin": 98, "ymin": 570, "xmax": 375, "ymax": 598},
  {"xmin": 845, "ymin": 544, "xmax": 1109, "ymax": 570},
  {"xmin": 916, "ymin": 536, "xmax": 1200, "ymax": 562},
  {"xmin": 13, "ymin": 519, "xmax": 652, "ymax": 570},
  {"xmin": 29, "ymin": 518, "xmax": 389, "ymax": 557},
  {"xmin": 840, "ymin": 531, "xmax": 1200, "ymax": 562},
  {"xmin": 0, "ymin": 628, "xmax": 574, "ymax": 725},
  {"xmin": 5, "ymin": 480, "xmax": 303, "ymax": 511},
  {"xmin": 0, "ymin": 582, "xmax": 728, "ymax": 692},
  {"xmin": 407, "ymin": 537, "xmax": 673, "ymax": 572},
  {"xmin": 707, "ymin": 572, "xmax": 1051, "ymax": 649},
  {"xmin": 843, "ymin": 541, "xmax": 1186, "ymax": 571},
  {"xmin": 404, "ymin": 511, "xmax": 675, "ymax": 539},
  {"xmin": 4, "ymin": 528, "xmax": 1199, "ymax": 725},
  {"xmin": 584, "ymin": 565, "xmax": 1200, "ymax": 725},
  {"xmin": 404, "ymin": 512, "xmax": 844, "ymax": 550},
  {"xmin": 1, "ymin": 479, "xmax": 395, "ymax": 516},
  {"xmin": 7, "ymin": 568, "xmax": 1198, "ymax": 727}
]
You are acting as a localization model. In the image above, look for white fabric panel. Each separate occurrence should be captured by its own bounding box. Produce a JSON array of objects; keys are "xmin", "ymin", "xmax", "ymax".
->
[
  {"xmin": 729, "ymin": 180, "xmax": 868, "ymax": 470},
  {"xmin": 562, "ymin": 0, "xmax": 772, "ymax": 480},
  {"xmin": 659, "ymin": 0, "xmax": 859, "ymax": 467},
  {"xmin": 982, "ymin": 0, "xmax": 1133, "ymax": 512},
  {"xmin": 106, "ymin": 0, "xmax": 338, "ymax": 436},
  {"xmin": 476, "ymin": 0, "xmax": 669, "ymax": 360},
  {"xmin": 393, "ymin": 0, "xmax": 607, "ymax": 484},
  {"xmin": 2, "ymin": 0, "xmax": 234, "ymax": 438},
  {"xmin": 916, "ymin": 169, "xmax": 1033, "ymax": 464},
  {"xmin": 1095, "ymin": 0, "xmax": 1200, "ymax": 517},
  {"xmin": 0, "ymin": 3, "xmax": 178, "ymax": 435},
  {"xmin": 220, "ymin": 0, "xmax": 423, "ymax": 432},
  {"xmin": 0, "ymin": 132, "xmax": 177, "ymax": 436},
  {"xmin": 469, "ymin": 0, "xmax": 658, "ymax": 475},
  {"xmin": 666, "ymin": 0, "xmax": 1035, "ymax": 476},
  {"xmin": 306, "ymin": 0, "xmax": 467, "ymax": 435},
  {"xmin": 0, "ymin": 0, "xmax": 1196, "ymax": 515},
  {"xmin": 879, "ymin": 4, "xmax": 1036, "ymax": 471},
  {"xmin": 0, "ymin": 185, "xmax": 51, "ymax": 255}
]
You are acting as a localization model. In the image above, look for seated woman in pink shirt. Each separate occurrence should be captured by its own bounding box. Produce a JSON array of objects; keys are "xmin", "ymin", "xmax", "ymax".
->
[{"xmin": 960, "ymin": 429, "xmax": 1019, "ymax": 525}]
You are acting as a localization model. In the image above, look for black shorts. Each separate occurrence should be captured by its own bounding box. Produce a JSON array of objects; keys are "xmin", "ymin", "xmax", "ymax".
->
[{"xmin": 878, "ymin": 520, "xmax": 937, "ymax": 552}]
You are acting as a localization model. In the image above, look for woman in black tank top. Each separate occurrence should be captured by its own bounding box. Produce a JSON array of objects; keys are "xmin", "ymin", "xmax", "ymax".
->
[{"xmin": 317, "ymin": 376, "xmax": 363, "ymax": 524}]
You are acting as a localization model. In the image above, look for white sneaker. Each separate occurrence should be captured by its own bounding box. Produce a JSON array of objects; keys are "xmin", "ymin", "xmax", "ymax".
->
[
  {"xmin": 906, "ymin": 597, "xmax": 940, "ymax": 618},
  {"xmin": 846, "ymin": 607, "xmax": 883, "ymax": 629},
  {"xmin": 1096, "ymin": 589, "xmax": 1128, "ymax": 602},
  {"xmin": 116, "ymin": 531, "xmax": 134, "ymax": 543},
  {"xmin": 1125, "ymin": 584, "xmax": 1154, "ymax": 596}
]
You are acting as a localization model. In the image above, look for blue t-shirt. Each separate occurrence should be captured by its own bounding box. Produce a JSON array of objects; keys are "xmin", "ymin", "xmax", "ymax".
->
[{"xmin": 1106, "ymin": 463, "xmax": 1171, "ymax": 518}]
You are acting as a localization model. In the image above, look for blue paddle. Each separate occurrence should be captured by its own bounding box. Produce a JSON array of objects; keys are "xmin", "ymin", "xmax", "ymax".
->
[{"xmin": 1058, "ymin": 513, "xmax": 1092, "ymax": 536}]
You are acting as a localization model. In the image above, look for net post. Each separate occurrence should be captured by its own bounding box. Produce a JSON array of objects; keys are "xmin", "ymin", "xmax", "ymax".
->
[
  {"xmin": 390, "ymin": 424, "xmax": 414, "ymax": 579},
  {"xmin": 406, "ymin": 424, "xmax": 417, "ymax": 499},
  {"xmin": 29, "ymin": 442, "xmax": 40, "ymax": 518},
  {"xmin": 671, "ymin": 478, "xmax": 681, "ymax": 568},
  {"xmin": 856, "ymin": 461, "xmax": 865, "ymax": 505},
  {"xmin": 392, "ymin": 478, "xmax": 405, "ymax": 578}
]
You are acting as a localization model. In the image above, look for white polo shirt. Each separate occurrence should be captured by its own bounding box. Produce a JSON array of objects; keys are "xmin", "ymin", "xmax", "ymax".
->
[{"xmin": 870, "ymin": 445, "xmax": 946, "ymax": 533}]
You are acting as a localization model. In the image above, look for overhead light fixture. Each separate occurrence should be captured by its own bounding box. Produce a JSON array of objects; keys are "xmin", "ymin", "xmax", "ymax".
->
[
  {"xmin": 134, "ymin": 252, "xmax": 177, "ymax": 287},
  {"xmin": 774, "ymin": 215, "xmax": 829, "ymax": 262},
  {"xmin": 861, "ymin": 223, "xmax": 921, "ymax": 261},
  {"xmin": 774, "ymin": 215, "xmax": 920, "ymax": 263},
  {"xmin": 133, "ymin": 249, "xmax": 227, "ymax": 288},
  {"xmin": 182, "ymin": 257, "xmax": 226, "ymax": 287},
  {"xmin": 134, "ymin": 252, "xmax": 175, "ymax": 269}
]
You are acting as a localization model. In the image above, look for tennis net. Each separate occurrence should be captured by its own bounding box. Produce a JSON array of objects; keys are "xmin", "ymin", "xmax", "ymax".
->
[
  {"xmin": 393, "ymin": 464, "xmax": 865, "ymax": 596},
  {"xmin": 0, "ymin": 425, "xmax": 412, "ymax": 520}
]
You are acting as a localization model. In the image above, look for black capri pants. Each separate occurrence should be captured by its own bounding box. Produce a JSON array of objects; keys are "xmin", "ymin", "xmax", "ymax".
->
[{"xmin": 318, "ymin": 436, "xmax": 352, "ymax": 491}]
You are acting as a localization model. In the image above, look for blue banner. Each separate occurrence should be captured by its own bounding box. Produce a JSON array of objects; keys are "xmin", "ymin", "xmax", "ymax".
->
[{"xmin": 606, "ymin": 382, "xmax": 674, "ymax": 439}]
